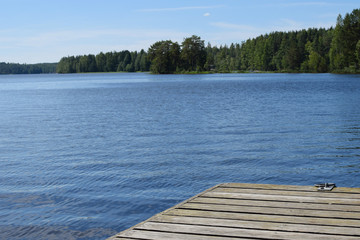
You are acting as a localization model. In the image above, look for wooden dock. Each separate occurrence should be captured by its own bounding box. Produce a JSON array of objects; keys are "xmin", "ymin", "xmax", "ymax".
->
[{"xmin": 108, "ymin": 183, "xmax": 360, "ymax": 240}]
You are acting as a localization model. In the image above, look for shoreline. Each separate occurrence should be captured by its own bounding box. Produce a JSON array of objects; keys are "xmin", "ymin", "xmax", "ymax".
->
[{"xmin": 1, "ymin": 70, "xmax": 360, "ymax": 76}]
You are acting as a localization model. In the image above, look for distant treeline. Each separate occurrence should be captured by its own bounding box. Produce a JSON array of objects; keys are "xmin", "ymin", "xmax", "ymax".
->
[
  {"xmin": 2, "ymin": 8, "xmax": 360, "ymax": 75},
  {"xmin": 0, "ymin": 62, "xmax": 57, "ymax": 74},
  {"xmin": 56, "ymin": 49, "xmax": 150, "ymax": 73},
  {"xmin": 57, "ymin": 8, "xmax": 360, "ymax": 74}
]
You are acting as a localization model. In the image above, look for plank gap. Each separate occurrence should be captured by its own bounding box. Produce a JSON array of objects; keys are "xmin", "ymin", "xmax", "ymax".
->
[
  {"xmin": 108, "ymin": 183, "xmax": 360, "ymax": 240},
  {"xmin": 176, "ymin": 206, "xmax": 360, "ymax": 220},
  {"xmin": 114, "ymin": 237, "xmax": 148, "ymax": 240},
  {"xmin": 214, "ymin": 187, "xmax": 360, "ymax": 200},
  {"xmin": 152, "ymin": 215, "xmax": 360, "ymax": 236},
  {"xmin": 220, "ymin": 183, "xmax": 360, "ymax": 194},
  {"xmin": 132, "ymin": 228, "xmax": 257, "ymax": 239},
  {"xmin": 219, "ymin": 186, "xmax": 360, "ymax": 193},
  {"xmin": 182, "ymin": 202, "xmax": 360, "ymax": 219},
  {"xmin": 150, "ymin": 219, "xmax": 360, "ymax": 237},
  {"xmin": 205, "ymin": 192, "xmax": 360, "ymax": 205},
  {"xmin": 164, "ymin": 210, "xmax": 360, "ymax": 228},
  {"xmin": 136, "ymin": 222, "xmax": 360, "ymax": 240},
  {"xmin": 190, "ymin": 198, "xmax": 360, "ymax": 213}
]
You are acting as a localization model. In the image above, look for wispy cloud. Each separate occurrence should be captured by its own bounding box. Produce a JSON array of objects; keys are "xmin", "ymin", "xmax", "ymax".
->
[
  {"xmin": 206, "ymin": 22, "xmax": 267, "ymax": 45},
  {"xmin": 281, "ymin": 2, "xmax": 329, "ymax": 6},
  {"xmin": 282, "ymin": 1, "xmax": 347, "ymax": 7},
  {"xmin": 278, "ymin": 18, "xmax": 303, "ymax": 29},
  {"xmin": 136, "ymin": 5, "xmax": 224, "ymax": 12},
  {"xmin": 318, "ymin": 13, "xmax": 339, "ymax": 19},
  {"xmin": 270, "ymin": 18, "xmax": 335, "ymax": 32},
  {"xmin": 3, "ymin": 28, "xmax": 191, "ymax": 53},
  {"xmin": 211, "ymin": 22, "xmax": 259, "ymax": 31},
  {"xmin": 207, "ymin": 17, "xmax": 328, "ymax": 45},
  {"xmin": 1, "ymin": 28, "xmax": 193, "ymax": 63}
]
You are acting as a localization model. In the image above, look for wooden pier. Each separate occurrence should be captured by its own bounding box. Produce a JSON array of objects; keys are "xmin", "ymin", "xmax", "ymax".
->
[{"xmin": 108, "ymin": 183, "xmax": 360, "ymax": 239}]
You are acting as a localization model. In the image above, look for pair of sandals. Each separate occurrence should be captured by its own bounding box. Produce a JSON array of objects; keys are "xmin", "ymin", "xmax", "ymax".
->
[{"xmin": 315, "ymin": 183, "xmax": 336, "ymax": 191}]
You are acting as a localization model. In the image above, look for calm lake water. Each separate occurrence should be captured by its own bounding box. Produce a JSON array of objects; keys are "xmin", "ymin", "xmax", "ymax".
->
[{"xmin": 1, "ymin": 73, "xmax": 360, "ymax": 239}]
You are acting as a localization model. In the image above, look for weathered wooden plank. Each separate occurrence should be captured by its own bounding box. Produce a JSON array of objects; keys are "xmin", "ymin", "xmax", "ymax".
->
[
  {"xmin": 180, "ymin": 202, "xmax": 360, "ymax": 219},
  {"xmin": 203, "ymin": 191, "xmax": 360, "ymax": 205},
  {"xmin": 136, "ymin": 222, "xmax": 360, "ymax": 240},
  {"xmin": 108, "ymin": 183, "xmax": 360, "ymax": 240},
  {"xmin": 110, "ymin": 238, "xmax": 147, "ymax": 240},
  {"xmin": 222, "ymin": 183, "xmax": 360, "ymax": 193},
  {"xmin": 167, "ymin": 208, "xmax": 360, "ymax": 227},
  {"xmin": 153, "ymin": 215, "xmax": 360, "ymax": 236},
  {"xmin": 221, "ymin": 182, "xmax": 322, "ymax": 191},
  {"xmin": 119, "ymin": 229, "xmax": 249, "ymax": 240},
  {"xmin": 107, "ymin": 184, "xmax": 224, "ymax": 240},
  {"xmin": 191, "ymin": 196, "xmax": 360, "ymax": 212},
  {"xmin": 215, "ymin": 186, "xmax": 360, "ymax": 199}
]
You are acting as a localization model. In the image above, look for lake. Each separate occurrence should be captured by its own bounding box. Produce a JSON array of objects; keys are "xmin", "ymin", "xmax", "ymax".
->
[{"xmin": 0, "ymin": 73, "xmax": 359, "ymax": 239}]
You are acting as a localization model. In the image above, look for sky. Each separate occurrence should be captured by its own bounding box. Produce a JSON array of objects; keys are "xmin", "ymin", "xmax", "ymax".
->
[{"xmin": 1, "ymin": 0, "xmax": 359, "ymax": 64}]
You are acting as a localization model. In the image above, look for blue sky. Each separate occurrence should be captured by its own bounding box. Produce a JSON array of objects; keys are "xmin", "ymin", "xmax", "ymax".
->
[{"xmin": 1, "ymin": 0, "xmax": 359, "ymax": 64}]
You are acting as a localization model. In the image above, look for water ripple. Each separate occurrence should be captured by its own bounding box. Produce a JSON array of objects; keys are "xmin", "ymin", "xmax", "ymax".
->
[{"xmin": 1, "ymin": 73, "xmax": 360, "ymax": 239}]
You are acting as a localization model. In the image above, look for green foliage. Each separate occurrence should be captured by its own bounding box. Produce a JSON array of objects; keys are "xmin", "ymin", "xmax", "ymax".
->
[
  {"xmin": 95, "ymin": 52, "xmax": 106, "ymax": 72},
  {"xmin": 180, "ymin": 35, "xmax": 206, "ymax": 71},
  {"xmin": 56, "ymin": 50, "xmax": 150, "ymax": 74},
  {"xmin": 302, "ymin": 41, "xmax": 327, "ymax": 72},
  {"xmin": 356, "ymin": 40, "xmax": 360, "ymax": 65},
  {"xmin": 204, "ymin": 28, "xmax": 333, "ymax": 73},
  {"xmin": 0, "ymin": 62, "xmax": 57, "ymax": 74},
  {"xmin": 4, "ymin": 8, "xmax": 360, "ymax": 75},
  {"xmin": 148, "ymin": 40, "xmax": 181, "ymax": 74},
  {"xmin": 330, "ymin": 9, "xmax": 360, "ymax": 72},
  {"xmin": 147, "ymin": 35, "xmax": 207, "ymax": 74}
]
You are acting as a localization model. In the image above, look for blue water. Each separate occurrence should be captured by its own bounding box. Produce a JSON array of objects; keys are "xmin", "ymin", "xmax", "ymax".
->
[{"xmin": 0, "ymin": 73, "xmax": 359, "ymax": 239}]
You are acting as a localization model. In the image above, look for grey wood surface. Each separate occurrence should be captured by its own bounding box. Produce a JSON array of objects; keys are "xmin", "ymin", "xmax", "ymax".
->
[{"xmin": 108, "ymin": 183, "xmax": 360, "ymax": 240}]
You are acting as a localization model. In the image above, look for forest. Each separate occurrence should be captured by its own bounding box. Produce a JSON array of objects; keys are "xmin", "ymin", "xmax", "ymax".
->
[
  {"xmin": 2, "ymin": 8, "xmax": 360, "ymax": 74},
  {"xmin": 0, "ymin": 62, "xmax": 57, "ymax": 74}
]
